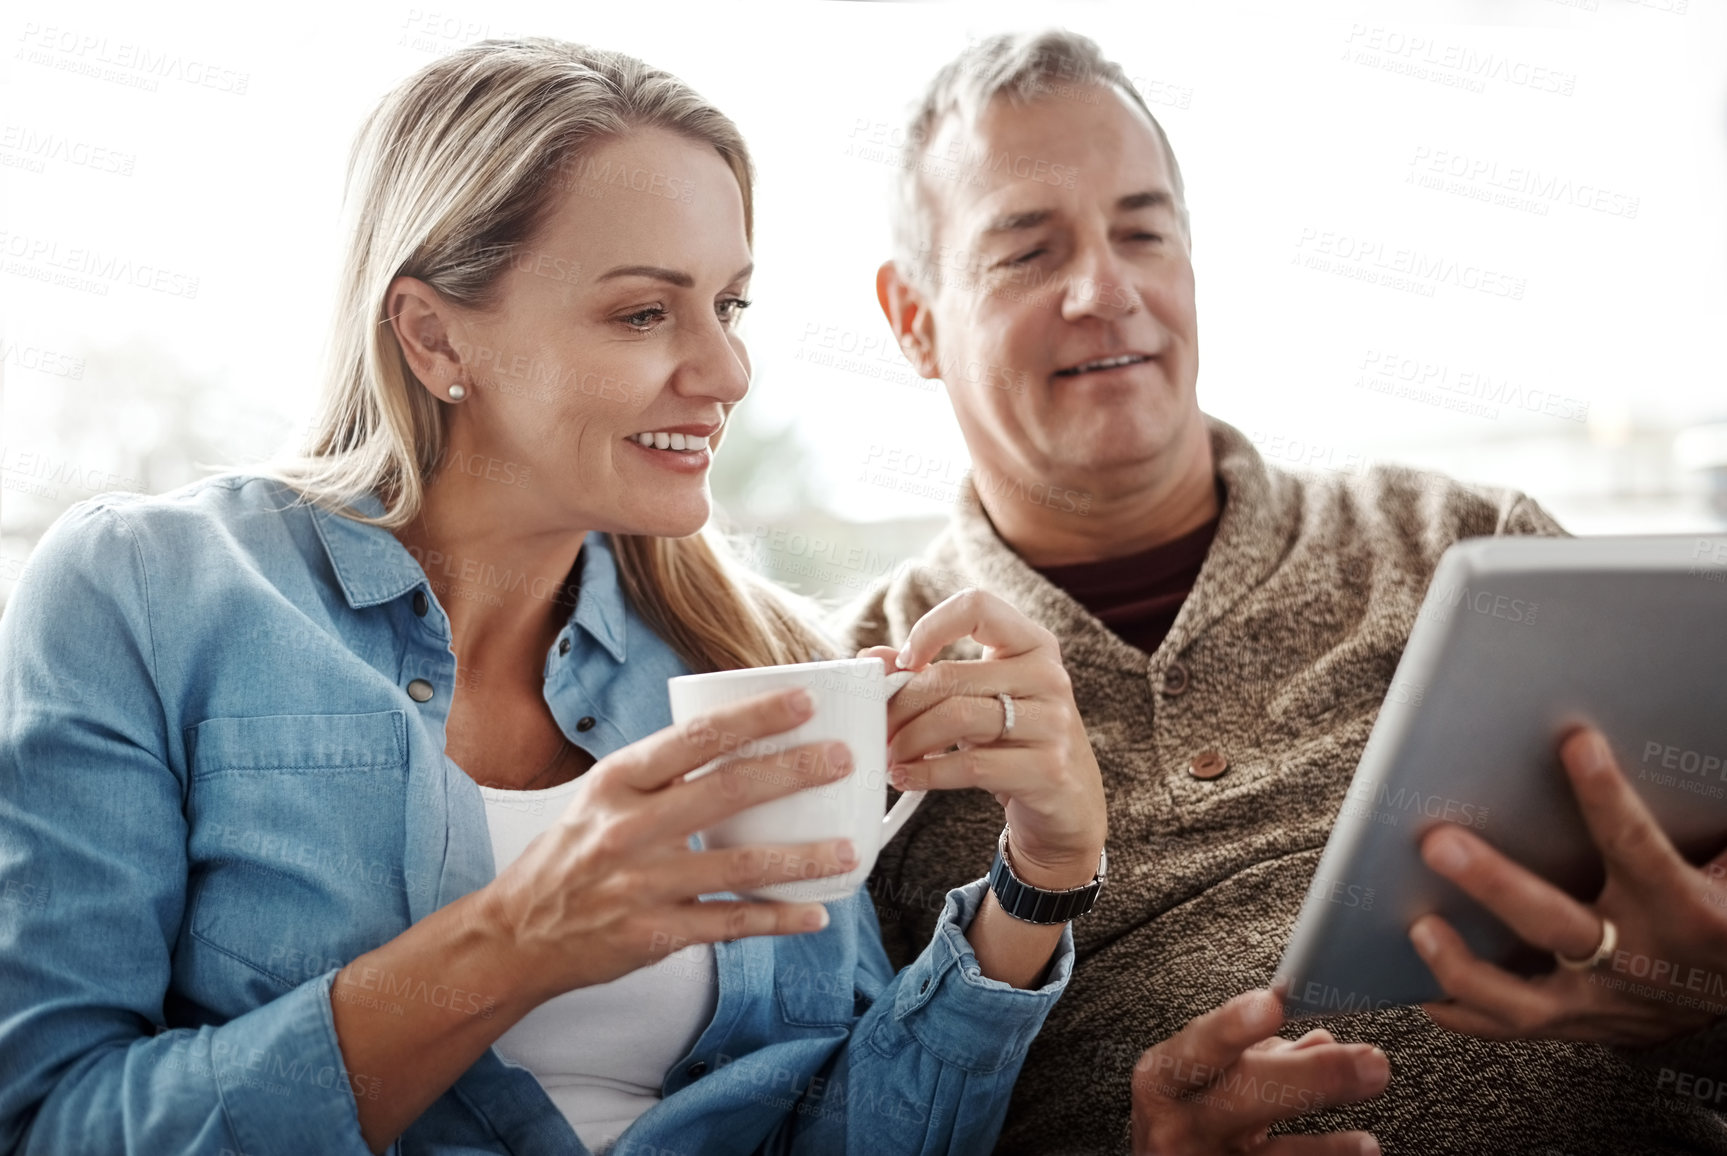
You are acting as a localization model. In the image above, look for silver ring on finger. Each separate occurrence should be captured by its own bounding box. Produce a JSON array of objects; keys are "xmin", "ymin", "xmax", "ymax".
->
[
  {"xmin": 996, "ymin": 692, "xmax": 1016, "ymax": 742},
  {"xmin": 1555, "ymin": 915, "xmax": 1618, "ymax": 972}
]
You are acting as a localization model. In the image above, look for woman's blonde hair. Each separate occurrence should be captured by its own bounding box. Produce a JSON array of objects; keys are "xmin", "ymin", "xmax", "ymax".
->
[{"xmin": 255, "ymin": 37, "xmax": 832, "ymax": 673}]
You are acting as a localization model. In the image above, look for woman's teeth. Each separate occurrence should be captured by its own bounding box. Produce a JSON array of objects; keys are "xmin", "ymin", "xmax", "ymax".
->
[{"xmin": 631, "ymin": 431, "xmax": 710, "ymax": 451}]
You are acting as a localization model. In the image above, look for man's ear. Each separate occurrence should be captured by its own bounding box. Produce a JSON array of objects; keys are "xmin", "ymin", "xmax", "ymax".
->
[
  {"xmin": 876, "ymin": 260, "xmax": 940, "ymax": 381},
  {"xmin": 386, "ymin": 274, "xmax": 467, "ymax": 394}
]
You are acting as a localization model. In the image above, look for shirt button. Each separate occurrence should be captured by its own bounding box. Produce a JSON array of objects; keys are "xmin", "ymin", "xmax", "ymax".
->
[
  {"xmin": 1188, "ymin": 749, "xmax": 1229, "ymax": 780},
  {"xmin": 1161, "ymin": 661, "xmax": 1189, "ymax": 696},
  {"xmin": 412, "ymin": 590, "xmax": 429, "ymax": 617},
  {"xmin": 407, "ymin": 679, "xmax": 435, "ymax": 703},
  {"xmin": 558, "ymin": 637, "xmax": 572, "ymax": 657},
  {"xmin": 686, "ymin": 1060, "xmax": 707, "ymax": 1078},
  {"xmin": 576, "ymin": 716, "xmax": 596, "ymax": 733}
]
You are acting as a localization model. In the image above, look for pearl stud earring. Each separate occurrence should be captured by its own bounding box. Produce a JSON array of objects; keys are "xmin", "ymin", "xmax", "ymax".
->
[{"xmin": 448, "ymin": 383, "xmax": 467, "ymax": 401}]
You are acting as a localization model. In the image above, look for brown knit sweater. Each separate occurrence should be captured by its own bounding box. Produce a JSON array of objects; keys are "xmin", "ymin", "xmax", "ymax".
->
[{"xmin": 834, "ymin": 417, "xmax": 1727, "ymax": 1155}]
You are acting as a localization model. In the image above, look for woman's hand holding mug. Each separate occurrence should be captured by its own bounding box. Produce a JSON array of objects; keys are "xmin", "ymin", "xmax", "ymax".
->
[
  {"xmin": 477, "ymin": 687, "xmax": 860, "ymax": 1005},
  {"xmin": 668, "ymin": 657, "xmax": 922, "ymax": 903}
]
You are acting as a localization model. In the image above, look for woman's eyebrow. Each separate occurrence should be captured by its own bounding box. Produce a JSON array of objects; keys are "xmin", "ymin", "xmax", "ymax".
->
[
  {"xmin": 597, "ymin": 262, "xmax": 754, "ymax": 287},
  {"xmin": 598, "ymin": 265, "xmax": 694, "ymax": 287}
]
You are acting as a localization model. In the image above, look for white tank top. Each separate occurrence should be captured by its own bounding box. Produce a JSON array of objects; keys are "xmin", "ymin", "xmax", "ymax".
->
[{"xmin": 479, "ymin": 776, "xmax": 719, "ymax": 1155}]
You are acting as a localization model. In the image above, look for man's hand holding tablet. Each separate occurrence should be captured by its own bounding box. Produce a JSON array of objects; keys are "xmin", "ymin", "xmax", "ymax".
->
[
  {"xmin": 1275, "ymin": 534, "xmax": 1727, "ymax": 1036},
  {"xmin": 1412, "ymin": 726, "xmax": 1727, "ymax": 1046}
]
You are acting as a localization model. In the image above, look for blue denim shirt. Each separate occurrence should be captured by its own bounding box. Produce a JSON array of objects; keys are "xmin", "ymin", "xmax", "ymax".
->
[{"xmin": 0, "ymin": 474, "xmax": 1074, "ymax": 1156}]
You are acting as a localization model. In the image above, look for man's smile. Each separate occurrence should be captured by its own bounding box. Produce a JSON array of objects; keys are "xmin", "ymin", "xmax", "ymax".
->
[{"xmin": 1053, "ymin": 351, "xmax": 1157, "ymax": 378}]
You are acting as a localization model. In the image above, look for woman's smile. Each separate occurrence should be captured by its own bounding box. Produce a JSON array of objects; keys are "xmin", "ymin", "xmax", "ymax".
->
[{"xmin": 621, "ymin": 420, "xmax": 721, "ymax": 474}]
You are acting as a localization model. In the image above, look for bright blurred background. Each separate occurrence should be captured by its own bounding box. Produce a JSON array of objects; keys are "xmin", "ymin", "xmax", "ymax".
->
[{"xmin": 4, "ymin": 0, "xmax": 1725, "ymax": 613}]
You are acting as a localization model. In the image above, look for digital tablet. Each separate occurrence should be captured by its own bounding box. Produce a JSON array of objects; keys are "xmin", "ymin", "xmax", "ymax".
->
[{"xmin": 1275, "ymin": 534, "xmax": 1727, "ymax": 1017}]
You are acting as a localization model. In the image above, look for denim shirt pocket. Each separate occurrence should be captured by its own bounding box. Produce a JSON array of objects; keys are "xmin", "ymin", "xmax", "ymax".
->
[{"xmin": 181, "ymin": 711, "xmax": 412, "ymax": 998}]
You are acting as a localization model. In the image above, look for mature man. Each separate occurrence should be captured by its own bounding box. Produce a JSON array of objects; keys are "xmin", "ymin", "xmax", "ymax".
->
[{"xmin": 837, "ymin": 29, "xmax": 1727, "ymax": 1156}]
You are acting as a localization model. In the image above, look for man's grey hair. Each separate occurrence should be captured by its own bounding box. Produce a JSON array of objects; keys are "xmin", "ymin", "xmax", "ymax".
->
[{"xmin": 889, "ymin": 29, "xmax": 1188, "ymax": 285}]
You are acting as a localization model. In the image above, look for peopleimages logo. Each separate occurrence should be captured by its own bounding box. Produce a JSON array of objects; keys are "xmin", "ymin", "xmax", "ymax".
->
[
  {"xmin": 0, "ymin": 231, "xmax": 199, "ymax": 298},
  {"xmin": 1355, "ymin": 350, "xmax": 1589, "ymax": 424},
  {"xmin": 1341, "ymin": 25, "xmax": 1577, "ymax": 96},
  {"xmin": 843, "ymin": 117, "xmax": 1078, "ymax": 190},
  {"xmin": 0, "ymin": 124, "xmax": 136, "ymax": 176},
  {"xmin": 0, "ymin": 339, "xmax": 85, "ymax": 379},
  {"xmin": 1305, "ymin": 871, "xmax": 1376, "ymax": 911},
  {"xmin": 1407, "ymin": 146, "xmax": 1639, "ymax": 220},
  {"xmin": 15, "ymin": 22, "xmax": 250, "ymax": 94},
  {"xmin": 1660, "ymin": 1068, "xmax": 1727, "ymax": 1107},
  {"xmin": 1285, "ymin": 981, "xmax": 1396, "ymax": 1015},
  {"xmin": 1341, "ymin": 778, "xmax": 1490, "ymax": 830},
  {"xmin": 0, "ymin": 445, "xmax": 138, "ymax": 494},
  {"xmin": 1416, "ymin": 579, "xmax": 1539, "ymax": 627},
  {"xmin": 1293, "ymin": 228, "xmax": 1527, "ymax": 301},
  {"xmin": 1638, "ymin": 740, "xmax": 1727, "ymax": 800}
]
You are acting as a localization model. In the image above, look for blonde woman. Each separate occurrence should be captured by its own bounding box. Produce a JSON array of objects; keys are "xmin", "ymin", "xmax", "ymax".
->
[{"xmin": 0, "ymin": 39, "xmax": 1107, "ymax": 1156}]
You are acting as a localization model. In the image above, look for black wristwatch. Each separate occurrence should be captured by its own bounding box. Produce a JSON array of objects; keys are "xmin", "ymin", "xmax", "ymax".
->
[{"xmin": 987, "ymin": 825, "xmax": 1107, "ymax": 925}]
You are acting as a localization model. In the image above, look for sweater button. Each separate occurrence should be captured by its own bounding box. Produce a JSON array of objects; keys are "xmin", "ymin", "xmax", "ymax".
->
[
  {"xmin": 1161, "ymin": 661, "xmax": 1189, "ymax": 696},
  {"xmin": 406, "ymin": 679, "xmax": 435, "ymax": 703},
  {"xmin": 1188, "ymin": 749, "xmax": 1229, "ymax": 780}
]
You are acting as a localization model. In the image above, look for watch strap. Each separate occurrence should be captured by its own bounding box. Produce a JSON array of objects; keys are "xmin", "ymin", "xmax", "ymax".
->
[{"xmin": 987, "ymin": 826, "xmax": 1106, "ymax": 925}]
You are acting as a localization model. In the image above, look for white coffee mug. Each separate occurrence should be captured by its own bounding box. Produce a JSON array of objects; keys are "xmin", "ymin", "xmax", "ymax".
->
[{"xmin": 667, "ymin": 657, "xmax": 922, "ymax": 903}]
